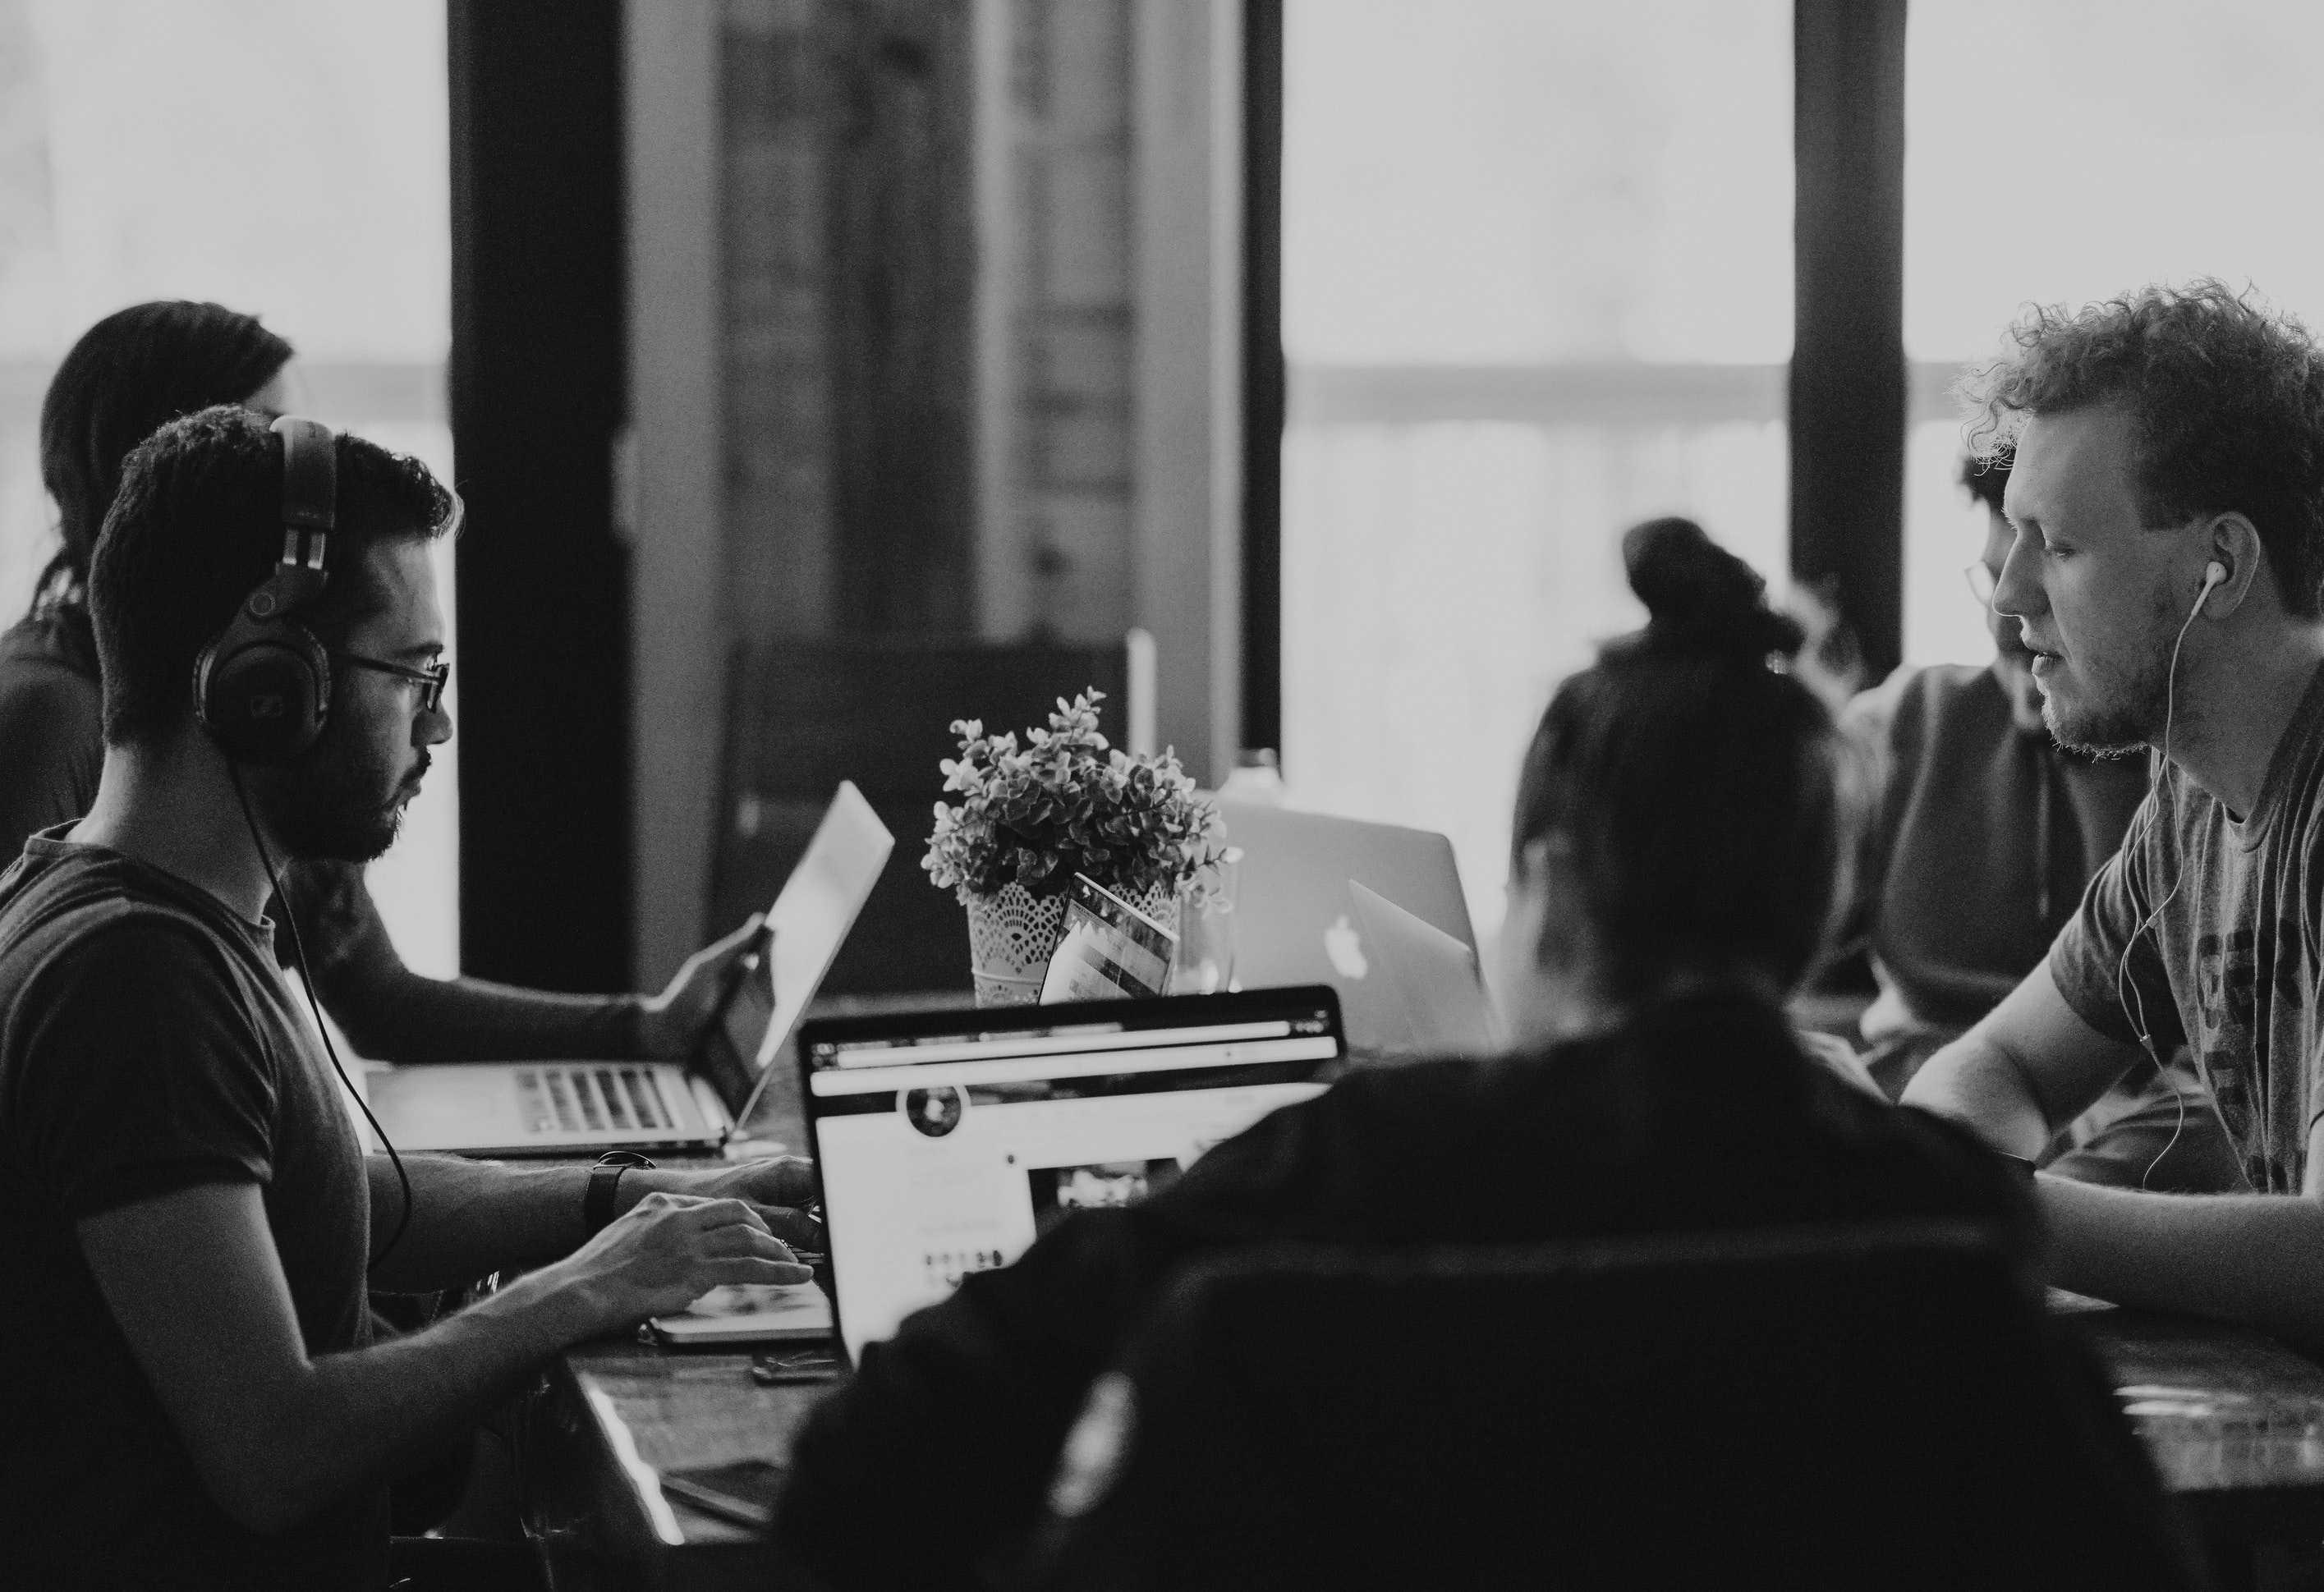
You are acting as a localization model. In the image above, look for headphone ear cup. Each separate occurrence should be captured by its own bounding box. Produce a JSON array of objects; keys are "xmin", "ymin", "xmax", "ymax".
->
[{"xmin": 195, "ymin": 624, "xmax": 332, "ymax": 763}]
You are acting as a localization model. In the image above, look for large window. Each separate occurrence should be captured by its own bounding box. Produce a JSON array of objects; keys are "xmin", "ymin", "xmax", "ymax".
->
[
  {"xmin": 1902, "ymin": 0, "xmax": 2324, "ymax": 668},
  {"xmin": 1279, "ymin": 0, "xmax": 1793, "ymax": 939},
  {"xmin": 0, "ymin": 0, "xmax": 456, "ymax": 973}
]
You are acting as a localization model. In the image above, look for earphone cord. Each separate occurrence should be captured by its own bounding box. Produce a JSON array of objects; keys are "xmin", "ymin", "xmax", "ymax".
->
[
  {"xmin": 229, "ymin": 766, "xmax": 415, "ymax": 1269},
  {"xmin": 2115, "ymin": 594, "xmax": 2205, "ymax": 1194}
]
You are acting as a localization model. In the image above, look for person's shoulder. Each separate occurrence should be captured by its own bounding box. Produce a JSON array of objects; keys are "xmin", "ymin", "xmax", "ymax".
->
[
  {"xmin": 0, "ymin": 851, "xmax": 250, "ymax": 987},
  {"xmin": 1841, "ymin": 663, "xmax": 1998, "ymax": 758},
  {"xmin": 0, "ymin": 616, "xmax": 100, "ymax": 712}
]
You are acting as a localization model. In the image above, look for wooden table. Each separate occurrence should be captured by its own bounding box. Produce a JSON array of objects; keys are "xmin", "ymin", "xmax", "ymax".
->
[
  {"xmin": 521, "ymin": 1340, "xmax": 831, "ymax": 1591},
  {"xmin": 2072, "ymin": 1301, "xmax": 2324, "ymax": 1546},
  {"xmin": 521, "ymin": 1299, "xmax": 2324, "ymax": 1590}
]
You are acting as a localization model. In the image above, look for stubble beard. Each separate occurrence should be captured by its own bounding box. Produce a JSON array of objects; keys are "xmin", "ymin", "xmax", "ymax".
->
[{"xmin": 2041, "ymin": 594, "xmax": 2179, "ymax": 760}]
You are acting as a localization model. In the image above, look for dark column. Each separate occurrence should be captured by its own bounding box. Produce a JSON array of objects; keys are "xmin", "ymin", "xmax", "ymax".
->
[
  {"xmin": 824, "ymin": 0, "xmax": 978, "ymax": 637},
  {"xmin": 448, "ymin": 1, "xmax": 631, "ymax": 991},
  {"xmin": 1242, "ymin": 0, "xmax": 1285, "ymax": 756},
  {"xmin": 1791, "ymin": 0, "xmax": 1908, "ymax": 680}
]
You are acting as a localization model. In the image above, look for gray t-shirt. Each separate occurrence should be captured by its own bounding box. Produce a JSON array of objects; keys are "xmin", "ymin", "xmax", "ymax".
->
[{"xmin": 2051, "ymin": 663, "xmax": 2324, "ymax": 1195}]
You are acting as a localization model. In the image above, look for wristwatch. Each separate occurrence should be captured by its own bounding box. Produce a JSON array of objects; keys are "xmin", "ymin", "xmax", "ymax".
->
[{"xmin": 585, "ymin": 1150, "xmax": 657, "ymax": 1236}]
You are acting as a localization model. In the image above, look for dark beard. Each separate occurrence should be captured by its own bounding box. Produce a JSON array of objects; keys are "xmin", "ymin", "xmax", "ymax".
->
[{"xmin": 252, "ymin": 733, "xmax": 418, "ymax": 864}]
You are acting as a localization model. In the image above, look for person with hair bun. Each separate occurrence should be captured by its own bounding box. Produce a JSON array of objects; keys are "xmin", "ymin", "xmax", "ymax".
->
[
  {"xmin": 769, "ymin": 516, "xmax": 2032, "ymax": 1591},
  {"xmin": 0, "ymin": 301, "xmax": 769, "ymax": 1071}
]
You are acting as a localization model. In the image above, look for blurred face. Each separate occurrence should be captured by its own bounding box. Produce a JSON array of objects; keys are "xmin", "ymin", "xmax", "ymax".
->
[
  {"xmin": 1490, "ymin": 837, "xmax": 1596, "ymax": 1047},
  {"xmin": 244, "ymin": 360, "xmax": 301, "ymax": 420},
  {"xmin": 1977, "ymin": 506, "xmax": 2046, "ymax": 732},
  {"xmin": 251, "ymin": 538, "xmax": 452, "ymax": 862},
  {"xmin": 1995, "ymin": 405, "xmax": 2193, "ymax": 755}
]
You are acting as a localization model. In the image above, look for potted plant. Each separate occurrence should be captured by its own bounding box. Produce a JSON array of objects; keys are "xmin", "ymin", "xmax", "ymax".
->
[{"xmin": 924, "ymin": 689, "xmax": 1227, "ymax": 1005}]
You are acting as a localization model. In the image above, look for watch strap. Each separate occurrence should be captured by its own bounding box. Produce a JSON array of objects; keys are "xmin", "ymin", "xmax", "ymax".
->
[{"xmin": 585, "ymin": 1150, "xmax": 656, "ymax": 1236}]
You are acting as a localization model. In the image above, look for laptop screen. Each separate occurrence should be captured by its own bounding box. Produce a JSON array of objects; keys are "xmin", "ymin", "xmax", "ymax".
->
[{"xmin": 800, "ymin": 988, "xmax": 1343, "ymax": 1363}]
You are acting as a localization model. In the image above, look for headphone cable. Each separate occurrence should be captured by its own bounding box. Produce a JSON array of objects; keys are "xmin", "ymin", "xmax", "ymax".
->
[{"xmin": 229, "ymin": 765, "xmax": 416, "ymax": 1270}]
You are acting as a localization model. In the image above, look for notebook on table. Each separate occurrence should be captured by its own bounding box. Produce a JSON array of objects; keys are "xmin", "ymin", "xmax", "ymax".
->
[
  {"xmin": 366, "ymin": 782, "xmax": 893, "ymax": 1158},
  {"xmin": 797, "ymin": 986, "xmax": 1345, "ymax": 1367}
]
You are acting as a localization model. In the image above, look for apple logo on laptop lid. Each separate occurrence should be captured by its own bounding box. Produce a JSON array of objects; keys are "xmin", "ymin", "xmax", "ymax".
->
[{"xmin": 1324, "ymin": 914, "xmax": 1368, "ymax": 981}]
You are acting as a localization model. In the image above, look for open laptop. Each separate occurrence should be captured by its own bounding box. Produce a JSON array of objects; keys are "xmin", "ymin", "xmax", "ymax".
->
[
  {"xmin": 797, "ymin": 986, "xmax": 1343, "ymax": 1365},
  {"xmin": 1219, "ymin": 801, "xmax": 1476, "ymax": 1047},
  {"xmin": 1339, "ymin": 880, "xmax": 1501, "ymax": 1059},
  {"xmin": 368, "ymin": 782, "xmax": 893, "ymax": 1157}
]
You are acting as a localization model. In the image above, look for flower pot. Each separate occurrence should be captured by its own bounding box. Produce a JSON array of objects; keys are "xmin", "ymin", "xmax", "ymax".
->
[{"xmin": 963, "ymin": 880, "xmax": 1180, "ymax": 1007}]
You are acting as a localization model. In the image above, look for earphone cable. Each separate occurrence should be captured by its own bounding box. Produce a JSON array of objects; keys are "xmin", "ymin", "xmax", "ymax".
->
[
  {"xmin": 229, "ymin": 765, "xmax": 415, "ymax": 1269},
  {"xmin": 2115, "ymin": 588, "xmax": 2207, "ymax": 1192}
]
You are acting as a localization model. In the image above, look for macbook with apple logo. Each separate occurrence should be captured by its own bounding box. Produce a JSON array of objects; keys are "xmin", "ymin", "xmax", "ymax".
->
[{"xmin": 1216, "ymin": 800, "xmax": 1481, "ymax": 1058}]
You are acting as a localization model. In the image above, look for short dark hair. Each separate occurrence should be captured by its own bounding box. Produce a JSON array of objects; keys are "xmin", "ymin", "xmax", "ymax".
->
[
  {"xmin": 90, "ymin": 406, "xmax": 458, "ymax": 747},
  {"xmin": 1962, "ymin": 281, "xmax": 2324, "ymax": 617},
  {"xmin": 1511, "ymin": 518, "xmax": 1839, "ymax": 1000},
  {"xmin": 1957, "ymin": 452, "xmax": 2009, "ymax": 516},
  {"xmin": 35, "ymin": 301, "xmax": 293, "ymax": 621}
]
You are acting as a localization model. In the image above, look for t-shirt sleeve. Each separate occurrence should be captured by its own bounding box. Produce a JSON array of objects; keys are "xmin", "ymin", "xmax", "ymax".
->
[
  {"xmin": 12, "ymin": 918, "xmax": 276, "ymax": 1219},
  {"xmin": 2046, "ymin": 792, "xmax": 2179, "ymax": 1048}
]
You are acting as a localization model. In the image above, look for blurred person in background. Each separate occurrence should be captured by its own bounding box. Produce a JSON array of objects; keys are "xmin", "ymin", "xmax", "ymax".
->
[
  {"xmin": 0, "ymin": 301, "xmax": 760, "ymax": 1069},
  {"xmin": 1834, "ymin": 454, "xmax": 2239, "ymax": 1193},
  {"xmin": 770, "ymin": 516, "xmax": 2031, "ymax": 1590}
]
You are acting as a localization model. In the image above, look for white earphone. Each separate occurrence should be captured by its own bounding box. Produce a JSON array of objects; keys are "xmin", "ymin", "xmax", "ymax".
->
[{"xmin": 2196, "ymin": 559, "xmax": 2227, "ymax": 617}]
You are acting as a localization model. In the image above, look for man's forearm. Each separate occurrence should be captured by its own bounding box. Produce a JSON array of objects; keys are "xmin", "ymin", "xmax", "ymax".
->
[
  {"xmin": 2041, "ymin": 1178, "xmax": 2324, "ymax": 1348},
  {"xmin": 365, "ymin": 1154, "xmax": 751, "ymax": 1292},
  {"xmin": 236, "ymin": 1259, "xmax": 598, "ymax": 1531},
  {"xmin": 1899, "ymin": 1033, "xmax": 2055, "ymax": 1158},
  {"xmin": 365, "ymin": 1155, "xmax": 595, "ymax": 1291}
]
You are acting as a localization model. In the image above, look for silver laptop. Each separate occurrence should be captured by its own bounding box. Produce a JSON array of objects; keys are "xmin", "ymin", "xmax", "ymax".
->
[
  {"xmin": 797, "ymin": 986, "xmax": 1345, "ymax": 1365},
  {"xmin": 368, "ymin": 782, "xmax": 893, "ymax": 1157},
  {"xmin": 1219, "ymin": 800, "xmax": 1477, "ymax": 1044},
  {"xmin": 1339, "ymin": 880, "xmax": 1501, "ymax": 1059}
]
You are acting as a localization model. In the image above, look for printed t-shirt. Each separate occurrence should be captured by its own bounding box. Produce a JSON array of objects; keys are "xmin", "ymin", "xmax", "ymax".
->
[
  {"xmin": 0, "ymin": 834, "xmax": 381, "ymax": 1590},
  {"xmin": 2051, "ymin": 662, "xmax": 2324, "ymax": 1195}
]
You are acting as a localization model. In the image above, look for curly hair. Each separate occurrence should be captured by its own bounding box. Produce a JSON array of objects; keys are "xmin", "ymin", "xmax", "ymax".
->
[
  {"xmin": 1956, "ymin": 452, "xmax": 2009, "ymax": 516},
  {"xmin": 91, "ymin": 406, "xmax": 460, "ymax": 747},
  {"xmin": 1960, "ymin": 281, "xmax": 2324, "ymax": 617}
]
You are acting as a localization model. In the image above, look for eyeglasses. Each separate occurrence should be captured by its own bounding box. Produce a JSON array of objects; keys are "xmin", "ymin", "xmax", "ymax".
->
[
  {"xmin": 338, "ymin": 652, "xmax": 449, "ymax": 714},
  {"xmin": 1963, "ymin": 562, "xmax": 1999, "ymax": 607}
]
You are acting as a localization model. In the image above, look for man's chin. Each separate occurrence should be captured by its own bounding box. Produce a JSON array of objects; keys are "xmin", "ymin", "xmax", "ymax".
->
[{"xmin": 2041, "ymin": 696, "xmax": 2152, "ymax": 760}]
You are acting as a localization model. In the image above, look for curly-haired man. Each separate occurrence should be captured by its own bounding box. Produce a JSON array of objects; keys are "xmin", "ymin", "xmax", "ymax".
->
[{"xmin": 1906, "ymin": 282, "xmax": 2324, "ymax": 1339}]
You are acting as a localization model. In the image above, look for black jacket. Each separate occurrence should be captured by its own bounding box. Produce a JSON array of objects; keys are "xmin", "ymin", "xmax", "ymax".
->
[{"xmin": 774, "ymin": 993, "xmax": 2034, "ymax": 1588}]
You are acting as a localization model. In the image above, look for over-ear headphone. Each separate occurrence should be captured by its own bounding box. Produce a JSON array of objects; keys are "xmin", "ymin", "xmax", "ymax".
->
[
  {"xmin": 192, "ymin": 415, "xmax": 337, "ymax": 763},
  {"xmin": 2197, "ymin": 560, "xmax": 2227, "ymax": 617}
]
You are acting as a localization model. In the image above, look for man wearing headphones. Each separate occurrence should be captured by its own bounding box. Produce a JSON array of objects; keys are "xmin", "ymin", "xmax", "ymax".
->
[
  {"xmin": 0, "ymin": 406, "xmax": 818, "ymax": 1587},
  {"xmin": 1905, "ymin": 282, "xmax": 2324, "ymax": 1342}
]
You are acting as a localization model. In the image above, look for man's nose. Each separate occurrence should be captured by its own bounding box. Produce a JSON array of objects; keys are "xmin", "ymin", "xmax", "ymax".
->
[
  {"xmin": 418, "ymin": 702, "xmax": 453, "ymax": 747},
  {"xmin": 1991, "ymin": 532, "xmax": 2042, "ymax": 619}
]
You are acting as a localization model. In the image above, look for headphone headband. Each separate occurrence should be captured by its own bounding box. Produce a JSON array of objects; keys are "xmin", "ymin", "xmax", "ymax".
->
[{"xmin": 192, "ymin": 415, "xmax": 339, "ymax": 762}]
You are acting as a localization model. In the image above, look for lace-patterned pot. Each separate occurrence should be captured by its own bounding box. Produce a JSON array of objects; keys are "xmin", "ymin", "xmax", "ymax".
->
[{"xmin": 963, "ymin": 879, "xmax": 1179, "ymax": 1006}]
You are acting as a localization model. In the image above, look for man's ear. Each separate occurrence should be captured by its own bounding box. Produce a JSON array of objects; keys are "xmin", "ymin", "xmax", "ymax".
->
[{"xmin": 2199, "ymin": 513, "xmax": 2268, "ymax": 620}]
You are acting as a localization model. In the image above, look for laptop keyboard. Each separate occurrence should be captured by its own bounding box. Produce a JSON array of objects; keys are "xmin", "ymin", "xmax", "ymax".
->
[{"xmin": 515, "ymin": 1066, "xmax": 677, "ymax": 1136}]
